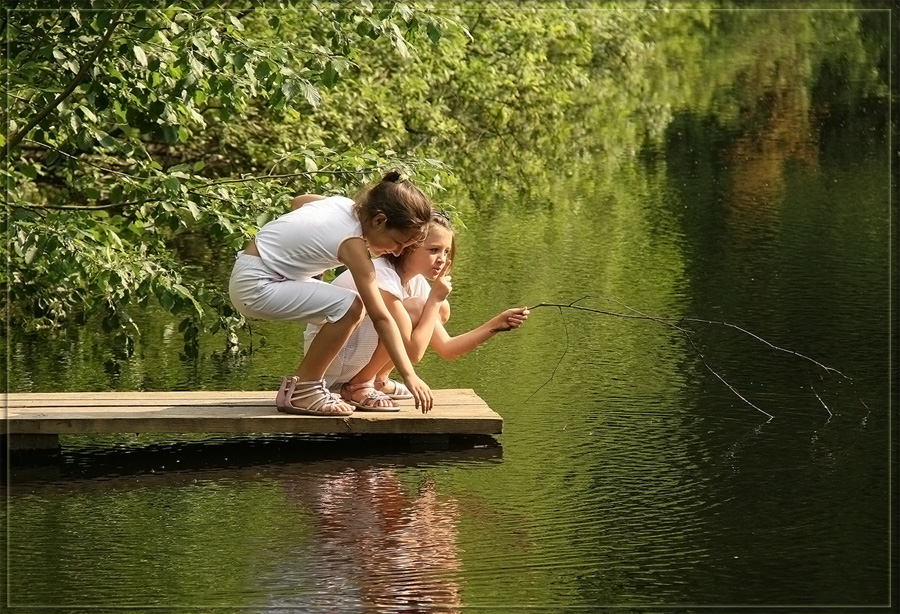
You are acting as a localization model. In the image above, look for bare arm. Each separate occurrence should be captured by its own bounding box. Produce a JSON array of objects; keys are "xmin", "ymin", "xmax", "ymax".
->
[
  {"xmin": 338, "ymin": 238, "xmax": 433, "ymax": 411},
  {"xmin": 291, "ymin": 194, "xmax": 326, "ymax": 210},
  {"xmin": 430, "ymin": 307, "xmax": 530, "ymax": 360},
  {"xmin": 404, "ymin": 262, "xmax": 452, "ymax": 362}
]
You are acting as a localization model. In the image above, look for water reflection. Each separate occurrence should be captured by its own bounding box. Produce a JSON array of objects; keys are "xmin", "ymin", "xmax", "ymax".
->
[
  {"xmin": 266, "ymin": 467, "xmax": 462, "ymax": 613},
  {"xmin": 724, "ymin": 82, "xmax": 820, "ymax": 242},
  {"xmin": 6, "ymin": 437, "xmax": 490, "ymax": 610}
]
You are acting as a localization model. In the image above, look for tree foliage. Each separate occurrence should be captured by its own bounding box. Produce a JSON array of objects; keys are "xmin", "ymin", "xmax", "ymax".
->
[
  {"xmin": 3, "ymin": 1, "xmax": 456, "ymax": 352},
  {"xmin": 3, "ymin": 1, "xmax": 883, "ymax": 355}
]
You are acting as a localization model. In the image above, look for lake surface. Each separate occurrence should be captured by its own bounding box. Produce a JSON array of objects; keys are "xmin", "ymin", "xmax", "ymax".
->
[{"xmin": 3, "ymin": 7, "xmax": 895, "ymax": 613}]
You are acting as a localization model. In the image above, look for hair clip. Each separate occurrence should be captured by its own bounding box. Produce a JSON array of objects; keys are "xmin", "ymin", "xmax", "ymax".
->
[{"xmin": 435, "ymin": 208, "xmax": 452, "ymax": 224}]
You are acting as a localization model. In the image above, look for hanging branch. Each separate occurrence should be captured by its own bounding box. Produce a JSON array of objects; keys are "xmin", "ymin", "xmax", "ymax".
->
[
  {"xmin": 6, "ymin": 4, "xmax": 131, "ymax": 157},
  {"xmin": 522, "ymin": 305, "xmax": 570, "ymax": 404},
  {"xmin": 528, "ymin": 296, "xmax": 849, "ymax": 421},
  {"xmin": 531, "ymin": 296, "xmax": 847, "ymax": 379}
]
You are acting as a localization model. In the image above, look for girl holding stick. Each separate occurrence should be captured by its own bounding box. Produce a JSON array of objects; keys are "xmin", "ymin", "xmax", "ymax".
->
[{"xmin": 304, "ymin": 211, "xmax": 529, "ymax": 410}]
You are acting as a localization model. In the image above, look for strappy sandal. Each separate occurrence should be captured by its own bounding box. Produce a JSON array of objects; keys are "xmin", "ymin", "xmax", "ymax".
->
[
  {"xmin": 340, "ymin": 380, "xmax": 400, "ymax": 412},
  {"xmin": 275, "ymin": 376, "xmax": 354, "ymax": 416},
  {"xmin": 374, "ymin": 378, "xmax": 414, "ymax": 400}
]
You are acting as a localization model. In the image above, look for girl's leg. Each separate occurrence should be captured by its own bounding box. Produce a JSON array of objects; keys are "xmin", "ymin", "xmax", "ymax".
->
[
  {"xmin": 295, "ymin": 296, "xmax": 365, "ymax": 380},
  {"xmin": 351, "ymin": 295, "xmax": 425, "ymax": 387},
  {"xmin": 231, "ymin": 264, "xmax": 364, "ymax": 414},
  {"xmin": 368, "ymin": 296, "xmax": 434, "ymax": 396}
]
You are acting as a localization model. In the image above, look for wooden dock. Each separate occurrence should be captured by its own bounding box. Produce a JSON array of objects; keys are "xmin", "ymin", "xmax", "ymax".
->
[{"xmin": 3, "ymin": 389, "xmax": 502, "ymax": 450}]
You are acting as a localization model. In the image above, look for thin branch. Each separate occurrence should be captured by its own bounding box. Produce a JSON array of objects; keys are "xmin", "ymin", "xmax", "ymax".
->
[
  {"xmin": 8, "ymin": 198, "xmax": 158, "ymax": 211},
  {"xmin": 529, "ymin": 298, "xmax": 780, "ymax": 420},
  {"xmin": 679, "ymin": 315, "xmax": 848, "ymax": 380},
  {"xmin": 523, "ymin": 306, "xmax": 569, "ymax": 404},
  {"xmin": 6, "ymin": 4, "xmax": 130, "ymax": 156},
  {"xmin": 23, "ymin": 139, "xmax": 142, "ymax": 180},
  {"xmin": 811, "ymin": 386, "xmax": 834, "ymax": 418},
  {"xmin": 198, "ymin": 169, "xmax": 356, "ymax": 188},
  {"xmin": 596, "ymin": 298, "xmax": 777, "ymax": 419},
  {"xmin": 531, "ymin": 298, "xmax": 847, "ymax": 379}
]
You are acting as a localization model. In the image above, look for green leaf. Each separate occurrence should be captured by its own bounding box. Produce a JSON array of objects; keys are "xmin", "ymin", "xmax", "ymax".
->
[
  {"xmin": 281, "ymin": 78, "xmax": 302, "ymax": 101},
  {"xmin": 298, "ymin": 80, "xmax": 321, "ymax": 107},
  {"xmin": 97, "ymin": 131, "xmax": 117, "ymax": 149},
  {"xmin": 164, "ymin": 177, "xmax": 180, "ymax": 194},
  {"xmin": 321, "ymin": 64, "xmax": 338, "ymax": 88},
  {"xmin": 134, "ymin": 45, "xmax": 148, "ymax": 67},
  {"xmin": 185, "ymin": 201, "xmax": 202, "ymax": 220},
  {"xmin": 427, "ymin": 22, "xmax": 442, "ymax": 44},
  {"xmin": 158, "ymin": 289, "xmax": 175, "ymax": 312}
]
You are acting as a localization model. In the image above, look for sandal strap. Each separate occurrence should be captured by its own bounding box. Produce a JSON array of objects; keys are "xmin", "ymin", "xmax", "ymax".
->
[
  {"xmin": 284, "ymin": 378, "xmax": 351, "ymax": 415},
  {"xmin": 375, "ymin": 378, "xmax": 412, "ymax": 396},
  {"xmin": 341, "ymin": 379, "xmax": 377, "ymax": 394},
  {"xmin": 340, "ymin": 381, "xmax": 396, "ymax": 407},
  {"xmin": 357, "ymin": 391, "xmax": 386, "ymax": 404}
]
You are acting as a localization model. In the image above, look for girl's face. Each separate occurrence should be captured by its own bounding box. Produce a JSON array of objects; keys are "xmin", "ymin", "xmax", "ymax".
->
[
  {"xmin": 406, "ymin": 225, "xmax": 453, "ymax": 280},
  {"xmin": 365, "ymin": 215, "xmax": 424, "ymax": 257}
]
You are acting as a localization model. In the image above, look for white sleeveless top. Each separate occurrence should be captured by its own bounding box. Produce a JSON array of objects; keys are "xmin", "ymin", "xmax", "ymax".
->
[
  {"xmin": 331, "ymin": 258, "xmax": 430, "ymax": 300},
  {"xmin": 254, "ymin": 195, "xmax": 364, "ymax": 280}
]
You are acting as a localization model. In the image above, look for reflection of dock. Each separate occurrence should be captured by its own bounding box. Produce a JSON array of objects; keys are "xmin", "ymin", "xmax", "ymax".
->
[
  {"xmin": 4, "ymin": 389, "xmax": 503, "ymax": 450},
  {"xmin": 5, "ymin": 434, "xmax": 502, "ymax": 490}
]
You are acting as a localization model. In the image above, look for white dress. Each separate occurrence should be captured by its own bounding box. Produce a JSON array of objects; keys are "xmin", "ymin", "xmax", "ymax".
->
[{"xmin": 305, "ymin": 258, "xmax": 430, "ymax": 388}]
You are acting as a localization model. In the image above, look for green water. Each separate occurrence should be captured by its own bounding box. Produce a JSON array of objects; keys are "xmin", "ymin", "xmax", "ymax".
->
[{"xmin": 3, "ymin": 7, "xmax": 895, "ymax": 613}]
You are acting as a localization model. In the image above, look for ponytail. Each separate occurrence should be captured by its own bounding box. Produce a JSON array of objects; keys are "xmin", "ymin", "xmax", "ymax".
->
[
  {"xmin": 354, "ymin": 169, "xmax": 432, "ymax": 233},
  {"xmin": 380, "ymin": 169, "xmax": 403, "ymax": 183}
]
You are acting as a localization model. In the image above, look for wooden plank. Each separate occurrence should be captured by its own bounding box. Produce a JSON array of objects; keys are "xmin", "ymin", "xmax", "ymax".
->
[
  {"xmin": 4, "ymin": 389, "xmax": 486, "ymax": 407},
  {"xmin": 2, "ymin": 389, "xmax": 502, "ymax": 436}
]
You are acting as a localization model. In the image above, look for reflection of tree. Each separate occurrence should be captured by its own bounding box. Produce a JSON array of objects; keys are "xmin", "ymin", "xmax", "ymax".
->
[
  {"xmin": 276, "ymin": 467, "xmax": 462, "ymax": 613},
  {"xmin": 725, "ymin": 57, "xmax": 820, "ymax": 240}
]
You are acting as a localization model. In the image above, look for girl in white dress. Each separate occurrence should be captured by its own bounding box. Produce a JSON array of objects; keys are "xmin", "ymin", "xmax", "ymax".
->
[
  {"xmin": 229, "ymin": 171, "xmax": 435, "ymax": 416},
  {"xmin": 304, "ymin": 212, "xmax": 529, "ymax": 410}
]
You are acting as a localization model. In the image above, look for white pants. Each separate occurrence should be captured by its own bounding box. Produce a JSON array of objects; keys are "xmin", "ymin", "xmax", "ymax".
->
[{"xmin": 229, "ymin": 252, "xmax": 357, "ymax": 325}]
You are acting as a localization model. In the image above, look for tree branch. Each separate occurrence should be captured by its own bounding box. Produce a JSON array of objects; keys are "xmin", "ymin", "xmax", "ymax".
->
[{"xmin": 5, "ymin": 4, "xmax": 129, "ymax": 157}]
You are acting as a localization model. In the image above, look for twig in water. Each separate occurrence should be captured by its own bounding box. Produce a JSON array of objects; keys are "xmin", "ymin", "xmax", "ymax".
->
[
  {"xmin": 523, "ymin": 305, "xmax": 570, "ymax": 405},
  {"xmin": 533, "ymin": 297, "xmax": 847, "ymax": 379},
  {"xmin": 811, "ymin": 386, "xmax": 834, "ymax": 418},
  {"xmin": 527, "ymin": 296, "xmax": 847, "ymax": 421}
]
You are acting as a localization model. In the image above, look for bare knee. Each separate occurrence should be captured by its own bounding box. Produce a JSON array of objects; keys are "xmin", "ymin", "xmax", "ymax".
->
[{"xmin": 340, "ymin": 296, "xmax": 365, "ymax": 326}]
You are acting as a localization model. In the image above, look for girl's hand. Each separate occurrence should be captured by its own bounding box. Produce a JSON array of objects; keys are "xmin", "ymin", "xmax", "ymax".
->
[
  {"xmin": 490, "ymin": 307, "xmax": 530, "ymax": 333},
  {"xmin": 430, "ymin": 260, "xmax": 452, "ymax": 302},
  {"xmin": 403, "ymin": 374, "xmax": 434, "ymax": 413}
]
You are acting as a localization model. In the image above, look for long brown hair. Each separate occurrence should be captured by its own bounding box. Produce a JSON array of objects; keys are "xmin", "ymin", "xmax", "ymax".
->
[{"xmin": 354, "ymin": 170, "xmax": 432, "ymax": 235}]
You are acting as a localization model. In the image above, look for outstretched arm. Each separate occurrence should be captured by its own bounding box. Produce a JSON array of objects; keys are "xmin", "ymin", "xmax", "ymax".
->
[
  {"xmin": 339, "ymin": 237, "xmax": 433, "ymax": 412},
  {"xmin": 430, "ymin": 307, "xmax": 529, "ymax": 361}
]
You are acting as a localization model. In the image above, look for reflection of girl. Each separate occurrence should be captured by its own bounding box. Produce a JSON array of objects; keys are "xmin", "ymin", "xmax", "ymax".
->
[
  {"xmin": 304, "ymin": 213, "xmax": 529, "ymax": 410},
  {"xmin": 229, "ymin": 171, "xmax": 435, "ymax": 415},
  {"xmin": 306, "ymin": 468, "xmax": 463, "ymax": 612}
]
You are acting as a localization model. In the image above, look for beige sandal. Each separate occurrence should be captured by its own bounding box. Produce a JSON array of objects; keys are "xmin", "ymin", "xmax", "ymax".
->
[
  {"xmin": 340, "ymin": 380, "xmax": 400, "ymax": 412},
  {"xmin": 374, "ymin": 378, "xmax": 414, "ymax": 400},
  {"xmin": 276, "ymin": 377, "xmax": 354, "ymax": 416}
]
